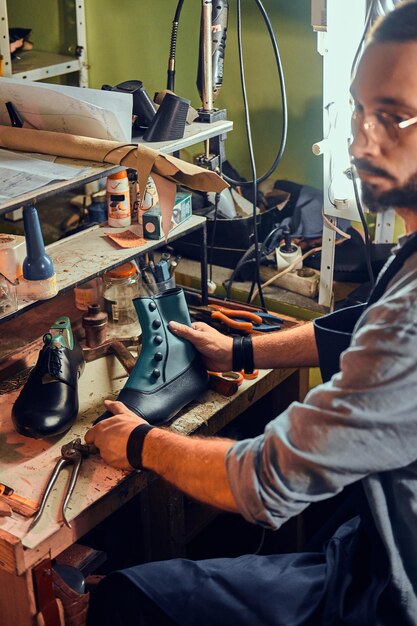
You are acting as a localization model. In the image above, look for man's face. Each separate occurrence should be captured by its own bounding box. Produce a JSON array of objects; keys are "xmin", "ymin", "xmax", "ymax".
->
[{"xmin": 349, "ymin": 40, "xmax": 417, "ymax": 212}]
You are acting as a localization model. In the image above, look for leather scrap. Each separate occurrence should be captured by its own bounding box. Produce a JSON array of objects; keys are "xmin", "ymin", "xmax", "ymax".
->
[{"xmin": 51, "ymin": 569, "xmax": 89, "ymax": 626}]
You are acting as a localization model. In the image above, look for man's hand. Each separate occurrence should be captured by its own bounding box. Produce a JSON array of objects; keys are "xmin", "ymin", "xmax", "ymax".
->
[
  {"xmin": 169, "ymin": 321, "xmax": 233, "ymax": 372},
  {"xmin": 84, "ymin": 400, "xmax": 146, "ymax": 471}
]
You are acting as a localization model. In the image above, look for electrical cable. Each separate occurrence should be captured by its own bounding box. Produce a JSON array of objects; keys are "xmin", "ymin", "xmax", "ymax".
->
[
  {"xmin": 249, "ymin": 236, "xmax": 350, "ymax": 304},
  {"xmin": 351, "ymin": 168, "xmax": 375, "ymax": 288},
  {"xmin": 167, "ymin": 0, "xmax": 185, "ymax": 91},
  {"xmin": 348, "ymin": 0, "xmax": 403, "ymax": 290},
  {"xmin": 166, "ymin": 1, "xmax": 287, "ymax": 307},
  {"xmin": 253, "ymin": 527, "xmax": 266, "ymax": 555},
  {"xmin": 222, "ymin": 0, "xmax": 288, "ymax": 188},
  {"xmin": 351, "ymin": 0, "xmax": 375, "ymax": 77},
  {"xmin": 225, "ymin": 0, "xmax": 288, "ymax": 306},
  {"xmin": 209, "ymin": 192, "xmax": 220, "ymax": 285},
  {"xmin": 322, "ymin": 213, "xmax": 352, "ymax": 239},
  {"xmin": 236, "ymin": 0, "xmax": 265, "ymax": 309}
]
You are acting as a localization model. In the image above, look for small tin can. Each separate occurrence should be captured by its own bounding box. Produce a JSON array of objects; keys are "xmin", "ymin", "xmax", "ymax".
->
[{"xmin": 82, "ymin": 304, "xmax": 108, "ymax": 348}]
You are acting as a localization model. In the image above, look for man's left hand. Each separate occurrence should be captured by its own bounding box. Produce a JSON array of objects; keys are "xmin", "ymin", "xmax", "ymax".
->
[{"xmin": 84, "ymin": 400, "xmax": 146, "ymax": 470}]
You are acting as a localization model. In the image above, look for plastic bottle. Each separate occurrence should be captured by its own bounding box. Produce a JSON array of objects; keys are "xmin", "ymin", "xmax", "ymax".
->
[
  {"xmin": 106, "ymin": 170, "xmax": 131, "ymax": 228},
  {"xmin": 21, "ymin": 205, "xmax": 58, "ymax": 299}
]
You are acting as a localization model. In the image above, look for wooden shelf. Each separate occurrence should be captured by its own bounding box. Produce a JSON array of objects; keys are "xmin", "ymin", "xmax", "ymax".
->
[
  {"xmin": 11, "ymin": 51, "xmax": 82, "ymax": 81},
  {"xmin": 0, "ymin": 161, "xmax": 121, "ymax": 216},
  {"xmin": 2, "ymin": 215, "xmax": 206, "ymax": 322},
  {"xmin": 133, "ymin": 119, "xmax": 233, "ymax": 155},
  {"xmin": 0, "ymin": 119, "xmax": 233, "ymax": 216}
]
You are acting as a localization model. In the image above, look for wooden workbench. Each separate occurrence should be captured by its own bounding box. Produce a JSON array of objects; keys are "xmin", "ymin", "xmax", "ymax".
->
[{"xmin": 0, "ymin": 344, "xmax": 308, "ymax": 626}]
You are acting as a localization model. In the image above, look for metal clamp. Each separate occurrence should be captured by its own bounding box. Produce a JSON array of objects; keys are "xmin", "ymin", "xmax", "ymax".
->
[{"xmin": 31, "ymin": 438, "xmax": 98, "ymax": 529}]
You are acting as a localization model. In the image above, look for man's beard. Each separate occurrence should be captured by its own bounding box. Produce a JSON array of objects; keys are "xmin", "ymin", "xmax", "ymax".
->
[{"xmin": 361, "ymin": 173, "xmax": 417, "ymax": 213}]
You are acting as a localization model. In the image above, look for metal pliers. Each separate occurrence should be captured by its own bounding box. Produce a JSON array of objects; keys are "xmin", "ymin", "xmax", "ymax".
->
[
  {"xmin": 31, "ymin": 438, "xmax": 98, "ymax": 529},
  {"xmin": 189, "ymin": 305, "xmax": 283, "ymax": 334}
]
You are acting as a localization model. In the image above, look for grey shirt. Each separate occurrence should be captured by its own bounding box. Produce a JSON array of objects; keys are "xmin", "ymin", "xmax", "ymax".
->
[{"xmin": 226, "ymin": 238, "xmax": 417, "ymax": 623}]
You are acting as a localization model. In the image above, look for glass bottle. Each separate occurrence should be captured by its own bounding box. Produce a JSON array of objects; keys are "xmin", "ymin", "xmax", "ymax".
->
[{"xmin": 103, "ymin": 262, "xmax": 140, "ymax": 326}]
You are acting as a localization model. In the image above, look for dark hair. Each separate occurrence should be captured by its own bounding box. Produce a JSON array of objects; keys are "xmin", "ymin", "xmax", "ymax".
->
[{"xmin": 370, "ymin": 1, "xmax": 417, "ymax": 42}]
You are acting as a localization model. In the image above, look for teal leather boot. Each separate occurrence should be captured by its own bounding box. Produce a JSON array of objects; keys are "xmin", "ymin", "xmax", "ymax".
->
[{"xmin": 96, "ymin": 287, "xmax": 209, "ymax": 425}]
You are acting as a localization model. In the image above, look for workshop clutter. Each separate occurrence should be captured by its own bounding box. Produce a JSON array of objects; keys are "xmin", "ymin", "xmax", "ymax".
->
[
  {"xmin": 143, "ymin": 190, "xmax": 192, "ymax": 240},
  {"xmin": 94, "ymin": 287, "xmax": 209, "ymax": 426},
  {"xmin": 175, "ymin": 170, "xmax": 355, "ymax": 282},
  {"xmin": 12, "ymin": 316, "xmax": 85, "ymax": 438},
  {"xmin": 0, "ymin": 233, "xmax": 25, "ymax": 317},
  {"xmin": 0, "ymin": 206, "xmax": 60, "ymax": 316}
]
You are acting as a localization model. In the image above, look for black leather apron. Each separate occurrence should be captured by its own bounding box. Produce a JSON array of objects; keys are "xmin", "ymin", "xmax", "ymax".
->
[{"xmin": 314, "ymin": 232, "xmax": 417, "ymax": 383}]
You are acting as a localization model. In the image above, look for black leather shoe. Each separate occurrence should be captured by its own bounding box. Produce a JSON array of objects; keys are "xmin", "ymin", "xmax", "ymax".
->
[{"xmin": 12, "ymin": 316, "xmax": 85, "ymax": 438}]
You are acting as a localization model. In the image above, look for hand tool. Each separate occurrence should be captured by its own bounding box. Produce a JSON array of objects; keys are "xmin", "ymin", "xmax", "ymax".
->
[
  {"xmin": 209, "ymin": 369, "xmax": 259, "ymax": 385},
  {"xmin": 208, "ymin": 368, "xmax": 259, "ymax": 396},
  {"xmin": 209, "ymin": 304, "xmax": 284, "ymax": 324},
  {"xmin": 31, "ymin": 438, "xmax": 98, "ymax": 529},
  {"xmin": 189, "ymin": 305, "xmax": 281, "ymax": 334},
  {"xmin": 154, "ymin": 259, "xmax": 171, "ymax": 282}
]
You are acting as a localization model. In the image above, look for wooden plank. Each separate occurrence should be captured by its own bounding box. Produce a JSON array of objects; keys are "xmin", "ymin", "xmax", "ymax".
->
[
  {"xmin": 0, "ymin": 528, "xmax": 25, "ymax": 574},
  {"xmin": 0, "ymin": 568, "xmax": 35, "ymax": 626},
  {"xmin": 2, "ymin": 215, "xmax": 206, "ymax": 323},
  {"xmin": 22, "ymin": 470, "xmax": 153, "ymax": 572},
  {"xmin": 170, "ymin": 367, "xmax": 299, "ymax": 438}
]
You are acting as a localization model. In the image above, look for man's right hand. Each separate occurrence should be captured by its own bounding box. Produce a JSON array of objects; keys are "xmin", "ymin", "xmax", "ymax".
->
[{"xmin": 169, "ymin": 320, "xmax": 233, "ymax": 372}]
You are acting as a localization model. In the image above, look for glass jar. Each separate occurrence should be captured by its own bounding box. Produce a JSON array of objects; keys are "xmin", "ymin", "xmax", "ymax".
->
[
  {"xmin": 103, "ymin": 262, "xmax": 140, "ymax": 325},
  {"xmin": 73, "ymin": 277, "xmax": 103, "ymax": 311}
]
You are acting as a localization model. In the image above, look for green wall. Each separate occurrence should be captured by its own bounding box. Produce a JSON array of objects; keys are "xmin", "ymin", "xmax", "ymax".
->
[{"xmin": 7, "ymin": 0, "xmax": 322, "ymax": 188}]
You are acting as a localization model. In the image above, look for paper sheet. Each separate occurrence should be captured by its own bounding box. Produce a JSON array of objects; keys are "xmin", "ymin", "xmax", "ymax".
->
[
  {"xmin": 0, "ymin": 147, "xmax": 89, "ymax": 202},
  {"xmin": 0, "ymin": 77, "xmax": 132, "ymax": 142}
]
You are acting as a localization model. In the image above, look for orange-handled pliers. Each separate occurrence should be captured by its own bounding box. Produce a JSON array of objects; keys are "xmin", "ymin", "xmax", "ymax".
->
[
  {"xmin": 208, "ymin": 305, "xmax": 281, "ymax": 334},
  {"xmin": 209, "ymin": 305, "xmax": 282, "ymax": 333}
]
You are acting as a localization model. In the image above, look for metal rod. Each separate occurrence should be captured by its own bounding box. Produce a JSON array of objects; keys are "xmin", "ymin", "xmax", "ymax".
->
[{"xmin": 202, "ymin": 0, "xmax": 213, "ymax": 111}]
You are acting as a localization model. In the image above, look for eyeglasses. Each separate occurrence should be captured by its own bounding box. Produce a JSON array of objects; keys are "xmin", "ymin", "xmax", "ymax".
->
[{"xmin": 351, "ymin": 109, "xmax": 417, "ymax": 148}]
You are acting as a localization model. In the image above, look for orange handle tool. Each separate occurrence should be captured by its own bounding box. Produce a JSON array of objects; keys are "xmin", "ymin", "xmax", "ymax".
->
[
  {"xmin": 211, "ymin": 311, "xmax": 254, "ymax": 332},
  {"xmin": 209, "ymin": 305, "xmax": 263, "ymax": 324}
]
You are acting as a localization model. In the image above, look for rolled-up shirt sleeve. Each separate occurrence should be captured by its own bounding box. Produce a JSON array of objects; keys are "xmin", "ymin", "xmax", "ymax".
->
[{"xmin": 225, "ymin": 287, "xmax": 417, "ymax": 529}]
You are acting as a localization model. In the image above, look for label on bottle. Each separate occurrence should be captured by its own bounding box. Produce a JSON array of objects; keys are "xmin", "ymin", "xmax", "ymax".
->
[
  {"xmin": 104, "ymin": 297, "xmax": 118, "ymax": 322},
  {"xmin": 74, "ymin": 279, "xmax": 101, "ymax": 311},
  {"xmin": 107, "ymin": 175, "xmax": 131, "ymax": 227}
]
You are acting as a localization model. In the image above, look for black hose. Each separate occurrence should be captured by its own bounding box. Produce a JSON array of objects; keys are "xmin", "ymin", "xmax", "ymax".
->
[{"xmin": 167, "ymin": 0, "xmax": 185, "ymax": 91}]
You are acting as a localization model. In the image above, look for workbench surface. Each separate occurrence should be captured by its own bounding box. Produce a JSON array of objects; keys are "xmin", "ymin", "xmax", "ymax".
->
[{"xmin": 0, "ymin": 351, "xmax": 302, "ymax": 574}]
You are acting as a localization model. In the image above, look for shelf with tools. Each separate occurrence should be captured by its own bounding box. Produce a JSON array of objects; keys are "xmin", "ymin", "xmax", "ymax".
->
[
  {"xmin": 0, "ymin": 0, "xmax": 89, "ymax": 86},
  {"xmin": 2, "ymin": 214, "xmax": 207, "ymax": 322},
  {"xmin": 0, "ymin": 119, "xmax": 233, "ymax": 216},
  {"xmin": 133, "ymin": 119, "xmax": 233, "ymax": 155},
  {"xmin": 0, "ymin": 118, "xmax": 232, "ymax": 322},
  {"xmin": 0, "ymin": 161, "xmax": 122, "ymax": 216}
]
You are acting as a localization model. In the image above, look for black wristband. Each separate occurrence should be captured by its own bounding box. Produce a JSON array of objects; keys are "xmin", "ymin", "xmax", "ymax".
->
[
  {"xmin": 242, "ymin": 335, "xmax": 254, "ymax": 374},
  {"xmin": 232, "ymin": 335, "xmax": 244, "ymax": 372},
  {"xmin": 127, "ymin": 423, "xmax": 154, "ymax": 469}
]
